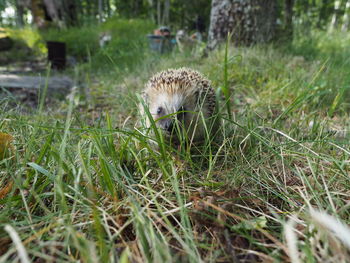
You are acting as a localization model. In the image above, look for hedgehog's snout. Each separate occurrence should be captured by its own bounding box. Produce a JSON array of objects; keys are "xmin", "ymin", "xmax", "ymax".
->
[
  {"xmin": 156, "ymin": 104, "xmax": 187, "ymax": 134},
  {"xmin": 164, "ymin": 120, "xmax": 174, "ymax": 133},
  {"xmin": 159, "ymin": 118, "xmax": 175, "ymax": 133}
]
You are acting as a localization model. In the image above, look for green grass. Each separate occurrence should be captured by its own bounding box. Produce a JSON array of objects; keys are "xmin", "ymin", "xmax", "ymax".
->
[{"xmin": 1, "ymin": 23, "xmax": 350, "ymax": 262}]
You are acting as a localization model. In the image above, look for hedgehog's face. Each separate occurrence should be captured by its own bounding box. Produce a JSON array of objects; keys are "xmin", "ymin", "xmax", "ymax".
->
[
  {"xmin": 142, "ymin": 68, "xmax": 216, "ymax": 144},
  {"xmin": 146, "ymin": 90, "xmax": 199, "ymax": 139}
]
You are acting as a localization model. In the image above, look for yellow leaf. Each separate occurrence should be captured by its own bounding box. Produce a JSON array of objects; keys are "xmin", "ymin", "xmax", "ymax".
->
[
  {"xmin": 0, "ymin": 132, "xmax": 14, "ymax": 160},
  {"xmin": 0, "ymin": 181, "xmax": 13, "ymax": 199}
]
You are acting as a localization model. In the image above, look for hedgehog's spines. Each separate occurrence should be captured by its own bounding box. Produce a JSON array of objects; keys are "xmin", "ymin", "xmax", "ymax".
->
[
  {"xmin": 146, "ymin": 68, "xmax": 212, "ymax": 91},
  {"xmin": 145, "ymin": 68, "xmax": 216, "ymax": 117}
]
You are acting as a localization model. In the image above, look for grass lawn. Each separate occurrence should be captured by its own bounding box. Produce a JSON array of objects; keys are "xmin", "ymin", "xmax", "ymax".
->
[{"xmin": 0, "ymin": 24, "xmax": 350, "ymax": 262}]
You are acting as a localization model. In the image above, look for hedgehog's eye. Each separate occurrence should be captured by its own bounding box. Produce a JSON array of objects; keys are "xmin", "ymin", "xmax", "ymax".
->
[{"xmin": 157, "ymin": 107, "xmax": 163, "ymax": 115}]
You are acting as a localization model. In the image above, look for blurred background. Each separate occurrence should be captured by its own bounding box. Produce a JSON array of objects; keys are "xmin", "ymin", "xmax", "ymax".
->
[
  {"xmin": 0, "ymin": 0, "xmax": 349, "ymax": 115},
  {"xmin": 0, "ymin": 0, "xmax": 348, "ymax": 72}
]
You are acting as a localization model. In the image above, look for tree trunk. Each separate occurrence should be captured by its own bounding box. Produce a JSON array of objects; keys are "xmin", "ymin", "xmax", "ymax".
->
[
  {"xmin": 31, "ymin": 0, "xmax": 67, "ymax": 28},
  {"xmin": 133, "ymin": 0, "xmax": 141, "ymax": 17},
  {"xmin": 15, "ymin": 0, "xmax": 27, "ymax": 27},
  {"xmin": 284, "ymin": 0, "xmax": 294, "ymax": 39},
  {"xmin": 318, "ymin": 0, "xmax": 331, "ymax": 28},
  {"xmin": 157, "ymin": 0, "xmax": 161, "ymax": 25},
  {"xmin": 86, "ymin": 0, "xmax": 93, "ymax": 17},
  {"xmin": 342, "ymin": 0, "xmax": 350, "ymax": 31},
  {"xmin": 207, "ymin": 0, "xmax": 277, "ymax": 50},
  {"xmin": 329, "ymin": 0, "xmax": 341, "ymax": 32},
  {"xmin": 43, "ymin": 0, "xmax": 61, "ymax": 25},
  {"xmin": 147, "ymin": 0, "xmax": 156, "ymax": 23},
  {"xmin": 162, "ymin": 0, "xmax": 170, "ymax": 25},
  {"xmin": 30, "ymin": 0, "xmax": 46, "ymax": 28},
  {"xmin": 105, "ymin": 0, "xmax": 111, "ymax": 17},
  {"xmin": 62, "ymin": 0, "xmax": 78, "ymax": 26},
  {"xmin": 98, "ymin": 0, "xmax": 103, "ymax": 23},
  {"xmin": 92, "ymin": 0, "xmax": 99, "ymax": 21}
]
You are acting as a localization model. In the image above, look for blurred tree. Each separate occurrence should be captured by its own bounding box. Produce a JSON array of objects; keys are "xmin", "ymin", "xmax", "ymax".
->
[
  {"xmin": 162, "ymin": 0, "xmax": 170, "ymax": 25},
  {"xmin": 115, "ymin": 0, "xmax": 146, "ymax": 18},
  {"xmin": 207, "ymin": 0, "xmax": 277, "ymax": 50},
  {"xmin": 176, "ymin": 0, "xmax": 211, "ymax": 32},
  {"xmin": 146, "ymin": 0, "xmax": 156, "ymax": 22},
  {"xmin": 329, "ymin": 0, "xmax": 341, "ymax": 32},
  {"xmin": 15, "ymin": 0, "xmax": 28, "ymax": 27},
  {"xmin": 30, "ymin": 0, "xmax": 46, "ymax": 28},
  {"xmin": 28, "ymin": 0, "xmax": 79, "ymax": 27},
  {"xmin": 154, "ymin": 0, "xmax": 171, "ymax": 25},
  {"xmin": 157, "ymin": 0, "xmax": 161, "ymax": 24},
  {"xmin": 342, "ymin": 0, "xmax": 350, "ymax": 31},
  {"xmin": 1, "ymin": 0, "xmax": 347, "ymax": 34},
  {"xmin": 43, "ymin": 0, "xmax": 62, "ymax": 25},
  {"xmin": 63, "ymin": 0, "xmax": 78, "ymax": 26},
  {"xmin": 284, "ymin": 0, "xmax": 295, "ymax": 39},
  {"xmin": 317, "ymin": 0, "xmax": 333, "ymax": 28},
  {"xmin": 98, "ymin": 0, "xmax": 103, "ymax": 22}
]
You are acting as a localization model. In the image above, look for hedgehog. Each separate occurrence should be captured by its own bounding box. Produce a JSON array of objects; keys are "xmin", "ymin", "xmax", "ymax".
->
[{"xmin": 139, "ymin": 68, "xmax": 220, "ymax": 144}]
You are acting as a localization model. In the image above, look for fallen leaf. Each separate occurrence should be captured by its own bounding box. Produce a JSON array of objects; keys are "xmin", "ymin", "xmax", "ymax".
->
[
  {"xmin": 0, "ymin": 132, "xmax": 14, "ymax": 160},
  {"xmin": 0, "ymin": 180, "xmax": 13, "ymax": 199},
  {"xmin": 0, "ymin": 237, "xmax": 12, "ymax": 256}
]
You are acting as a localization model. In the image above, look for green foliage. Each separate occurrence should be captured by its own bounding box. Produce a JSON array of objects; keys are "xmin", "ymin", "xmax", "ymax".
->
[
  {"xmin": 42, "ymin": 25, "xmax": 99, "ymax": 59},
  {"xmin": 289, "ymin": 30, "xmax": 350, "ymax": 114},
  {"xmin": 2, "ymin": 17, "xmax": 154, "ymax": 74},
  {"xmin": 96, "ymin": 18, "xmax": 154, "ymax": 70},
  {"xmin": 41, "ymin": 18, "xmax": 154, "ymax": 71},
  {"xmin": 292, "ymin": 30, "xmax": 350, "ymax": 62},
  {"xmin": 6, "ymin": 27, "xmax": 47, "ymax": 55}
]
